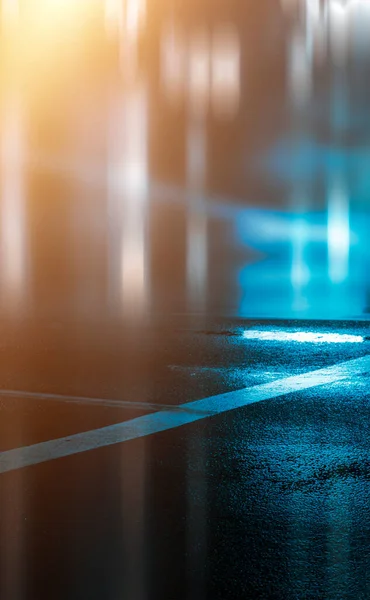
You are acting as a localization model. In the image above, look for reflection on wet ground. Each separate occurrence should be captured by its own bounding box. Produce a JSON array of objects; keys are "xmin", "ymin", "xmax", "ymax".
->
[
  {"xmin": 1, "ymin": 0, "xmax": 369, "ymax": 322},
  {"xmin": 1, "ymin": 4, "xmax": 370, "ymax": 600}
]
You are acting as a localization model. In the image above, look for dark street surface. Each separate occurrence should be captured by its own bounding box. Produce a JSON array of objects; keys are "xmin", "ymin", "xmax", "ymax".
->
[
  {"xmin": 1, "ymin": 319, "xmax": 370, "ymax": 600},
  {"xmin": 1, "ymin": 1, "xmax": 370, "ymax": 599}
]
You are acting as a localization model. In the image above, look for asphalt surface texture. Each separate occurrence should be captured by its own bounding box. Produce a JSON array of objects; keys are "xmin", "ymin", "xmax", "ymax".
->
[{"xmin": 1, "ymin": 317, "xmax": 370, "ymax": 600}]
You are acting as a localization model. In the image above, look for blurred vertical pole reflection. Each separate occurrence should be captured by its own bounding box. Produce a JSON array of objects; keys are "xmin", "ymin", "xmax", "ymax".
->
[
  {"xmin": 328, "ymin": 176, "xmax": 350, "ymax": 285},
  {"xmin": 120, "ymin": 85, "xmax": 148, "ymax": 317},
  {"xmin": 211, "ymin": 25, "xmax": 240, "ymax": 120},
  {"xmin": 328, "ymin": 3, "xmax": 350, "ymax": 307},
  {"xmin": 288, "ymin": 29, "xmax": 312, "ymax": 108},
  {"xmin": 0, "ymin": 8, "xmax": 27, "ymax": 594},
  {"xmin": 0, "ymin": 92, "xmax": 28, "ymax": 317},
  {"xmin": 106, "ymin": 0, "xmax": 149, "ymax": 319},
  {"xmin": 186, "ymin": 30, "xmax": 209, "ymax": 316},
  {"xmin": 186, "ymin": 121, "xmax": 208, "ymax": 315},
  {"xmin": 106, "ymin": 5, "xmax": 149, "ymax": 597},
  {"xmin": 109, "ymin": 82, "xmax": 149, "ymax": 591},
  {"xmin": 184, "ymin": 31, "xmax": 211, "ymax": 596},
  {"xmin": 328, "ymin": 1, "xmax": 350, "ymax": 68},
  {"xmin": 288, "ymin": 21, "xmax": 311, "ymax": 314},
  {"xmin": 107, "ymin": 84, "xmax": 149, "ymax": 318},
  {"xmin": 288, "ymin": 3, "xmax": 319, "ymax": 315},
  {"xmin": 161, "ymin": 20, "xmax": 186, "ymax": 107},
  {"xmin": 0, "ymin": 9, "xmax": 26, "ymax": 590},
  {"xmin": 105, "ymin": 0, "xmax": 146, "ymax": 76}
]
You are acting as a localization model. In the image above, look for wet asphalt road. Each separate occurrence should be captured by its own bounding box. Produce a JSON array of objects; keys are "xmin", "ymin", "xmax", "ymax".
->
[
  {"xmin": 1, "ymin": 318, "xmax": 370, "ymax": 600},
  {"xmin": 2, "ymin": 3, "xmax": 370, "ymax": 598}
]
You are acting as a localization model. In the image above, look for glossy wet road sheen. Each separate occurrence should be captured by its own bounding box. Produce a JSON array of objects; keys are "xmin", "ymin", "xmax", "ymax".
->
[
  {"xmin": 1, "ymin": 1, "xmax": 370, "ymax": 599},
  {"xmin": 0, "ymin": 318, "xmax": 370, "ymax": 600}
]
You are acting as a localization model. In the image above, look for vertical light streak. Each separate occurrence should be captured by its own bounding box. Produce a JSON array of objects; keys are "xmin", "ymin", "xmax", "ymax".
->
[
  {"xmin": 328, "ymin": 176, "xmax": 350, "ymax": 284},
  {"xmin": 188, "ymin": 29, "xmax": 211, "ymax": 119},
  {"xmin": 291, "ymin": 218, "xmax": 310, "ymax": 311},
  {"xmin": 186, "ymin": 118, "xmax": 208, "ymax": 314},
  {"xmin": 0, "ymin": 89, "xmax": 26, "ymax": 600},
  {"xmin": 107, "ymin": 84, "xmax": 149, "ymax": 318},
  {"xmin": 288, "ymin": 30, "xmax": 312, "ymax": 107},
  {"xmin": 211, "ymin": 26, "xmax": 240, "ymax": 119},
  {"xmin": 125, "ymin": 0, "xmax": 146, "ymax": 42},
  {"xmin": 1, "ymin": 94, "xmax": 27, "ymax": 315},
  {"xmin": 104, "ymin": 0, "xmax": 146, "ymax": 73},
  {"xmin": 121, "ymin": 86, "xmax": 148, "ymax": 314},
  {"xmin": 161, "ymin": 21, "xmax": 186, "ymax": 105},
  {"xmin": 121, "ymin": 0, "xmax": 146, "ymax": 75},
  {"xmin": 104, "ymin": 0, "xmax": 124, "ymax": 36}
]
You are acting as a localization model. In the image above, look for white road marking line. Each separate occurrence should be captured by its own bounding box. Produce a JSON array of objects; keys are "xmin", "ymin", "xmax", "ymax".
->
[{"xmin": 0, "ymin": 354, "xmax": 369, "ymax": 474}]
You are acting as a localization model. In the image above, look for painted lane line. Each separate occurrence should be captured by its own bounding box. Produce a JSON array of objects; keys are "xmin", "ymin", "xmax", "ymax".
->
[{"xmin": 0, "ymin": 354, "xmax": 369, "ymax": 475}]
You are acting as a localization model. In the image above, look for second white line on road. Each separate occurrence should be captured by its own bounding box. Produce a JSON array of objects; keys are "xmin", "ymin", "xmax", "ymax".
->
[{"xmin": 0, "ymin": 353, "xmax": 369, "ymax": 475}]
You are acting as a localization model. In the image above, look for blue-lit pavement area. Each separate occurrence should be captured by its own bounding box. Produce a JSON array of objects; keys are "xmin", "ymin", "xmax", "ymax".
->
[
  {"xmin": 1, "ymin": 319, "xmax": 370, "ymax": 599},
  {"xmin": 237, "ymin": 206, "xmax": 370, "ymax": 319}
]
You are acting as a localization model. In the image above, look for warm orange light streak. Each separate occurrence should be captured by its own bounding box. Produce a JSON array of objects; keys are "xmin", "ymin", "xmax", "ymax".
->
[{"xmin": 0, "ymin": 95, "xmax": 27, "ymax": 315}]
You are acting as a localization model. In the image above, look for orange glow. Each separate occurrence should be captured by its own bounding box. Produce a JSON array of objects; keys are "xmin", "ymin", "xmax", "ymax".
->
[
  {"xmin": 5, "ymin": 0, "xmax": 95, "ymax": 56},
  {"xmin": 0, "ymin": 94, "xmax": 27, "ymax": 314},
  {"xmin": 188, "ymin": 29, "xmax": 211, "ymax": 117},
  {"xmin": 211, "ymin": 26, "xmax": 240, "ymax": 118},
  {"xmin": 105, "ymin": 0, "xmax": 146, "ymax": 38}
]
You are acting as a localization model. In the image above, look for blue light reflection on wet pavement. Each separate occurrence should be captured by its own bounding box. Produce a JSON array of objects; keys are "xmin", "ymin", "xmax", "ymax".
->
[{"xmin": 236, "ymin": 205, "xmax": 370, "ymax": 320}]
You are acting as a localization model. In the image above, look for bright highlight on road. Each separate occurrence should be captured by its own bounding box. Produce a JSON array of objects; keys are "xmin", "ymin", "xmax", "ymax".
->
[{"xmin": 243, "ymin": 331, "xmax": 364, "ymax": 343}]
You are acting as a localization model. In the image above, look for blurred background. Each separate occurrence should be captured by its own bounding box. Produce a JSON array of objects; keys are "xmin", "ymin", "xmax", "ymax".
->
[{"xmin": 1, "ymin": 0, "xmax": 370, "ymax": 322}]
